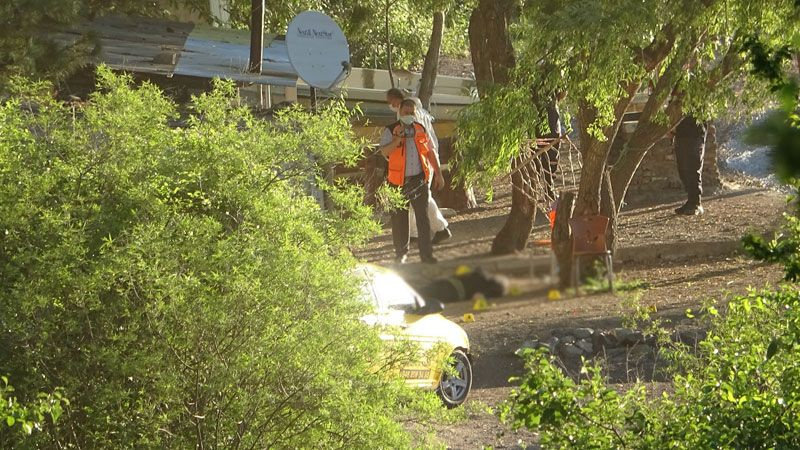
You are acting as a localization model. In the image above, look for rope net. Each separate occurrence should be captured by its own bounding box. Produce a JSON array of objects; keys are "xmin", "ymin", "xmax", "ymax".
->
[{"xmin": 505, "ymin": 135, "xmax": 582, "ymax": 220}]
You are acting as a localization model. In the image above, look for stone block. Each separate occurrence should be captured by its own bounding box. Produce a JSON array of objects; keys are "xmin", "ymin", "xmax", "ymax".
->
[
  {"xmin": 593, "ymin": 330, "xmax": 620, "ymax": 349},
  {"xmin": 573, "ymin": 328, "xmax": 594, "ymax": 340},
  {"xmin": 559, "ymin": 342, "xmax": 586, "ymax": 359},
  {"xmin": 575, "ymin": 339, "xmax": 594, "ymax": 354},
  {"xmin": 560, "ymin": 335, "xmax": 576, "ymax": 345}
]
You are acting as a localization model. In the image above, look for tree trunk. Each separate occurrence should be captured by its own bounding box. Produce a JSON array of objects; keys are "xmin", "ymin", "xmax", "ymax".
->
[
  {"xmin": 574, "ymin": 137, "xmax": 613, "ymax": 216},
  {"xmin": 435, "ymin": 137, "xmax": 478, "ymax": 211},
  {"xmin": 600, "ymin": 169, "xmax": 618, "ymax": 255},
  {"xmin": 492, "ymin": 168, "xmax": 536, "ymax": 254},
  {"xmin": 610, "ymin": 142, "xmax": 657, "ymax": 211},
  {"xmin": 469, "ymin": 0, "xmax": 531, "ymax": 255},
  {"xmin": 468, "ymin": 0, "xmax": 516, "ymax": 91},
  {"xmin": 492, "ymin": 103, "xmax": 563, "ymax": 253},
  {"xmin": 572, "ymin": 79, "xmax": 640, "ymax": 217},
  {"xmin": 553, "ymin": 191, "xmax": 576, "ymax": 289},
  {"xmin": 248, "ymin": 0, "xmax": 264, "ymax": 73},
  {"xmin": 702, "ymin": 123, "xmax": 722, "ymax": 194},
  {"xmin": 384, "ymin": 2, "xmax": 395, "ymax": 87},
  {"xmin": 607, "ymin": 50, "xmax": 690, "ymax": 210},
  {"xmin": 418, "ymin": 11, "xmax": 444, "ymax": 110}
]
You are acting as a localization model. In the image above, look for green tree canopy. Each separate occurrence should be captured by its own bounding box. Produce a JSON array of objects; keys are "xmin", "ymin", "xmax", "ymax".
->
[{"xmin": 457, "ymin": 0, "xmax": 800, "ymax": 216}]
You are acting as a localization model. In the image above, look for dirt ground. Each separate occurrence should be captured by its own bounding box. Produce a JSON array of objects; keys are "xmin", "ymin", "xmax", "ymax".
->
[
  {"xmin": 432, "ymin": 255, "xmax": 785, "ymax": 449},
  {"xmin": 355, "ymin": 183, "xmax": 788, "ymax": 264},
  {"xmin": 355, "ymin": 180, "xmax": 791, "ymax": 448}
]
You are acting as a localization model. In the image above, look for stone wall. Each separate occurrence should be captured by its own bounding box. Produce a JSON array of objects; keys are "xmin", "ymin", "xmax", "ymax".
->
[{"xmin": 621, "ymin": 124, "xmax": 722, "ymax": 204}]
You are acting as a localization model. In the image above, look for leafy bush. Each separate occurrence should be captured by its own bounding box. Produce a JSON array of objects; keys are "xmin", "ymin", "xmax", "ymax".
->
[
  {"xmin": 0, "ymin": 67, "xmax": 421, "ymax": 448},
  {"xmin": 744, "ymin": 214, "xmax": 800, "ymax": 281},
  {"xmin": 502, "ymin": 287, "xmax": 800, "ymax": 449},
  {"xmin": 1, "ymin": 377, "xmax": 66, "ymax": 436},
  {"xmin": 740, "ymin": 27, "xmax": 800, "ymax": 281}
]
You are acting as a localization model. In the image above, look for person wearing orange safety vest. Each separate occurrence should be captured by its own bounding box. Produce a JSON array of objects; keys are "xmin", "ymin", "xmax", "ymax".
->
[
  {"xmin": 379, "ymin": 99, "xmax": 445, "ymax": 264},
  {"xmin": 386, "ymin": 88, "xmax": 452, "ymax": 245}
]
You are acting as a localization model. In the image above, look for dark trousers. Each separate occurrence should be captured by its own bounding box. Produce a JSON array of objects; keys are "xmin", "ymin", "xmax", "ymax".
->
[
  {"xmin": 675, "ymin": 117, "xmax": 707, "ymax": 204},
  {"xmin": 391, "ymin": 175, "xmax": 433, "ymax": 260},
  {"xmin": 541, "ymin": 102, "xmax": 561, "ymax": 201}
]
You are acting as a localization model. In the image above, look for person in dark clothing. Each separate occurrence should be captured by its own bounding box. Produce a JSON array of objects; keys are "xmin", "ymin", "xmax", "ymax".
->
[
  {"xmin": 673, "ymin": 116, "xmax": 707, "ymax": 215},
  {"xmin": 539, "ymin": 100, "xmax": 562, "ymax": 202},
  {"xmin": 416, "ymin": 266, "xmax": 509, "ymax": 303}
]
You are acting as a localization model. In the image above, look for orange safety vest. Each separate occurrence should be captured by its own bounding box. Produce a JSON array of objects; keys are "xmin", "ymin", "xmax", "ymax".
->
[{"xmin": 386, "ymin": 121, "xmax": 432, "ymax": 187}]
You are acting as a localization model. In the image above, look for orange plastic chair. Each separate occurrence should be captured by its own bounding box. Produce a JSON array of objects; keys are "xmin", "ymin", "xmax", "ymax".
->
[{"xmin": 569, "ymin": 215, "xmax": 614, "ymax": 292}]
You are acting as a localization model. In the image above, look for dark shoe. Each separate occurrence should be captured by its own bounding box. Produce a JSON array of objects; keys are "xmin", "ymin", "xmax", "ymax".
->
[
  {"xmin": 395, "ymin": 254, "xmax": 408, "ymax": 264},
  {"xmin": 420, "ymin": 256, "xmax": 438, "ymax": 264},
  {"xmin": 675, "ymin": 202, "xmax": 704, "ymax": 215},
  {"xmin": 432, "ymin": 228, "xmax": 452, "ymax": 245}
]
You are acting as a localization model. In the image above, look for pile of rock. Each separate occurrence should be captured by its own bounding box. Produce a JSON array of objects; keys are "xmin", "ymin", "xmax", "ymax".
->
[
  {"xmin": 517, "ymin": 324, "xmax": 708, "ymax": 381},
  {"xmin": 518, "ymin": 327, "xmax": 655, "ymax": 360}
]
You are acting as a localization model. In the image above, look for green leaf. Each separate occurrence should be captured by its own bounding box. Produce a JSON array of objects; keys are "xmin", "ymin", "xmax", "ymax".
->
[{"xmin": 6, "ymin": 416, "xmax": 15, "ymax": 427}]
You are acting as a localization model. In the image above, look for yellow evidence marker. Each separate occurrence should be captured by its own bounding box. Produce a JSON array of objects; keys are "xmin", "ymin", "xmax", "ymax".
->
[
  {"xmin": 472, "ymin": 294, "xmax": 490, "ymax": 311},
  {"xmin": 455, "ymin": 265, "xmax": 472, "ymax": 276}
]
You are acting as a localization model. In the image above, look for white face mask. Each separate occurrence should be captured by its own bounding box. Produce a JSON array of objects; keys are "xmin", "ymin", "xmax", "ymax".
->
[
  {"xmin": 399, "ymin": 115, "xmax": 414, "ymax": 125},
  {"xmin": 389, "ymin": 104, "xmax": 399, "ymax": 113}
]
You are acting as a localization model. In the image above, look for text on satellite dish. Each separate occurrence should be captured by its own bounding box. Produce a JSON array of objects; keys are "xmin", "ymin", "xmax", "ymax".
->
[{"xmin": 296, "ymin": 28, "xmax": 333, "ymax": 40}]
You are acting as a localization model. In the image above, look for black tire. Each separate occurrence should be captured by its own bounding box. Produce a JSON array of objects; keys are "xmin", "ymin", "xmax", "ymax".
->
[{"xmin": 437, "ymin": 350, "xmax": 472, "ymax": 408}]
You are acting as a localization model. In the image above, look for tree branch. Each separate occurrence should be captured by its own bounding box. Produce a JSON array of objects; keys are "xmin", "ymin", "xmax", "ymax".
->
[
  {"xmin": 636, "ymin": 23, "xmax": 677, "ymax": 71},
  {"xmin": 705, "ymin": 35, "xmax": 744, "ymax": 90}
]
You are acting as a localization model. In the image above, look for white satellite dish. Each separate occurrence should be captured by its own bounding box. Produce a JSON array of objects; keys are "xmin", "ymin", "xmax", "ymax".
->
[{"xmin": 286, "ymin": 11, "xmax": 351, "ymax": 90}]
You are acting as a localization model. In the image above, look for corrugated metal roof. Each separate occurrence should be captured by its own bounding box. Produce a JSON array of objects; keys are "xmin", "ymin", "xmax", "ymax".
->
[
  {"xmin": 48, "ymin": 15, "xmax": 299, "ymax": 86},
  {"xmin": 47, "ymin": 15, "xmax": 482, "ymax": 123}
]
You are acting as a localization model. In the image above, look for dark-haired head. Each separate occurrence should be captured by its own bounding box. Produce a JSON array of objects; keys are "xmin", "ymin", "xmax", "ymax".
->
[
  {"xmin": 398, "ymin": 98, "xmax": 416, "ymax": 117},
  {"xmin": 386, "ymin": 88, "xmax": 405, "ymax": 110},
  {"xmin": 386, "ymin": 88, "xmax": 405, "ymax": 101}
]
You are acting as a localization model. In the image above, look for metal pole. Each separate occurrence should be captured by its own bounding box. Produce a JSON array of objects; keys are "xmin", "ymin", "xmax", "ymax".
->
[
  {"xmin": 248, "ymin": 0, "xmax": 264, "ymax": 73},
  {"xmin": 309, "ymin": 86, "xmax": 318, "ymax": 111}
]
